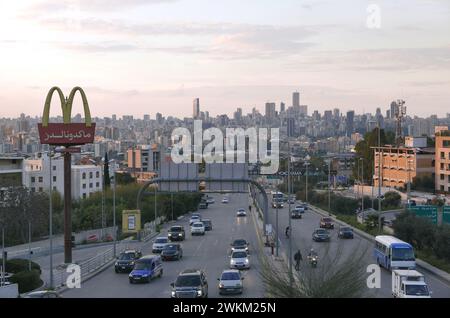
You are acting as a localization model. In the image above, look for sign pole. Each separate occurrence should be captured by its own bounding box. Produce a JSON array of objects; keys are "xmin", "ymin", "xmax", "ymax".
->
[{"xmin": 63, "ymin": 151, "xmax": 72, "ymax": 264}]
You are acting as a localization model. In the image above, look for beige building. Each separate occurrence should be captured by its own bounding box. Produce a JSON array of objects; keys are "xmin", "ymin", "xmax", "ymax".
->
[
  {"xmin": 373, "ymin": 146, "xmax": 435, "ymax": 189},
  {"xmin": 435, "ymin": 130, "xmax": 450, "ymax": 194}
]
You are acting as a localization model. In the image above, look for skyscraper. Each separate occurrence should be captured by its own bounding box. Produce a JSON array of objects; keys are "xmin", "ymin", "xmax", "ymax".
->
[
  {"xmin": 324, "ymin": 110, "xmax": 333, "ymax": 122},
  {"xmin": 346, "ymin": 110, "xmax": 355, "ymax": 136},
  {"xmin": 300, "ymin": 105, "xmax": 308, "ymax": 116},
  {"xmin": 293, "ymin": 92, "xmax": 300, "ymax": 107},
  {"xmin": 265, "ymin": 102, "xmax": 276, "ymax": 119},
  {"xmin": 287, "ymin": 118, "xmax": 295, "ymax": 137},
  {"xmin": 193, "ymin": 98, "xmax": 200, "ymax": 119},
  {"xmin": 280, "ymin": 102, "xmax": 285, "ymax": 113},
  {"xmin": 390, "ymin": 101, "xmax": 398, "ymax": 119}
]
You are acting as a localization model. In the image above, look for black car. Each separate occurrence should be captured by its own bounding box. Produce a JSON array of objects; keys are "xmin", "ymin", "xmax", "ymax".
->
[
  {"xmin": 202, "ymin": 219, "xmax": 213, "ymax": 231},
  {"xmin": 230, "ymin": 239, "xmax": 249, "ymax": 253},
  {"xmin": 338, "ymin": 226, "xmax": 354, "ymax": 239},
  {"xmin": 312, "ymin": 228, "xmax": 331, "ymax": 242},
  {"xmin": 161, "ymin": 243, "xmax": 183, "ymax": 261},
  {"xmin": 199, "ymin": 201, "xmax": 208, "ymax": 209},
  {"xmin": 291, "ymin": 210, "xmax": 303, "ymax": 219},
  {"xmin": 171, "ymin": 269, "xmax": 208, "ymax": 298},
  {"xmin": 168, "ymin": 225, "xmax": 186, "ymax": 241},
  {"xmin": 114, "ymin": 249, "xmax": 142, "ymax": 273}
]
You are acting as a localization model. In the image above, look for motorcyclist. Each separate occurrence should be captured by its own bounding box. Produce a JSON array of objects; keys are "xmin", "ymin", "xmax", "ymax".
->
[{"xmin": 307, "ymin": 248, "xmax": 318, "ymax": 258}]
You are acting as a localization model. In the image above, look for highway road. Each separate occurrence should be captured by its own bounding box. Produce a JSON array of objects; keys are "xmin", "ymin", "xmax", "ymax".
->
[
  {"xmin": 267, "ymin": 199, "xmax": 450, "ymax": 298},
  {"xmin": 62, "ymin": 193, "xmax": 265, "ymax": 298}
]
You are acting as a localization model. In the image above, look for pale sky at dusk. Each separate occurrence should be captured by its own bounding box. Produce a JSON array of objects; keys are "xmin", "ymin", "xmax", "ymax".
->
[{"xmin": 0, "ymin": 0, "xmax": 449, "ymax": 119}]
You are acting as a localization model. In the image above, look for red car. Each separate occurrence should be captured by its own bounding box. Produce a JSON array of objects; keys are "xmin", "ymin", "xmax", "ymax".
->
[{"xmin": 319, "ymin": 217, "xmax": 334, "ymax": 229}]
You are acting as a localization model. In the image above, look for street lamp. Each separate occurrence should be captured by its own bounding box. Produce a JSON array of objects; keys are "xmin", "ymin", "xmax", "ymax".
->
[
  {"xmin": 407, "ymin": 159, "xmax": 414, "ymax": 206},
  {"xmin": 89, "ymin": 158, "xmax": 105, "ymax": 239},
  {"xmin": 304, "ymin": 155, "xmax": 310, "ymax": 203},
  {"xmin": 109, "ymin": 159, "xmax": 117, "ymax": 257},
  {"xmin": 327, "ymin": 159, "xmax": 332, "ymax": 212},
  {"xmin": 360, "ymin": 158, "xmax": 364, "ymax": 213},
  {"xmin": 287, "ymin": 147, "xmax": 293, "ymax": 289}
]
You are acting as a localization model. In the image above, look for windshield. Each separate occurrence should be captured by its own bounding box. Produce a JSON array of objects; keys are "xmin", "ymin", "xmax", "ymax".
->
[
  {"xmin": 163, "ymin": 245, "xmax": 178, "ymax": 251},
  {"xmin": 316, "ymin": 229, "xmax": 327, "ymax": 235},
  {"xmin": 322, "ymin": 218, "xmax": 332, "ymax": 222},
  {"xmin": 134, "ymin": 262, "xmax": 149, "ymax": 270},
  {"xmin": 193, "ymin": 223, "xmax": 203, "ymax": 227},
  {"xmin": 119, "ymin": 253, "xmax": 135, "ymax": 260},
  {"xmin": 191, "ymin": 216, "xmax": 200, "ymax": 220},
  {"xmin": 175, "ymin": 275, "xmax": 201, "ymax": 287},
  {"xmin": 392, "ymin": 247, "xmax": 415, "ymax": 261},
  {"xmin": 233, "ymin": 240, "xmax": 247, "ymax": 246},
  {"xmin": 155, "ymin": 238, "xmax": 168, "ymax": 244},
  {"xmin": 221, "ymin": 272, "xmax": 240, "ymax": 280},
  {"xmin": 232, "ymin": 252, "xmax": 247, "ymax": 258},
  {"xmin": 405, "ymin": 285, "xmax": 429, "ymax": 296},
  {"xmin": 203, "ymin": 220, "xmax": 211, "ymax": 225},
  {"xmin": 170, "ymin": 227, "xmax": 182, "ymax": 232},
  {"xmin": 341, "ymin": 227, "xmax": 352, "ymax": 232}
]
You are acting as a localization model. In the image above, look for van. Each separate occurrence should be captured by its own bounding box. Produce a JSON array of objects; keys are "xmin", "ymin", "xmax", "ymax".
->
[{"xmin": 129, "ymin": 255, "xmax": 163, "ymax": 284}]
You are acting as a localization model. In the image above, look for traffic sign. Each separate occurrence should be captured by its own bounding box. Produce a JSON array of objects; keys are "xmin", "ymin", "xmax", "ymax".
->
[
  {"xmin": 408, "ymin": 205, "xmax": 438, "ymax": 224},
  {"xmin": 443, "ymin": 206, "xmax": 450, "ymax": 225}
]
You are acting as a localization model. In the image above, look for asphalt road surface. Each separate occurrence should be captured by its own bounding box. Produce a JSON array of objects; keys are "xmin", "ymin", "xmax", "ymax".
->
[
  {"xmin": 62, "ymin": 193, "xmax": 265, "ymax": 298},
  {"xmin": 267, "ymin": 200, "xmax": 450, "ymax": 298}
]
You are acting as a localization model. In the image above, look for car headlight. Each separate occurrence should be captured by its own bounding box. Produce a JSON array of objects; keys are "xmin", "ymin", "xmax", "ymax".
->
[
  {"xmin": 231, "ymin": 259, "xmax": 236, "ymax": 264},
  {"xmin": 115, "ymin": 261, "xmax": 118, "ymax": 266},
  {"xmin": 219, "ymin": 283, "xmax": 224, "ymax": 288},
  {"xmin": 168, "ymin": 233, "xmax": 172, "ymax": 236},
  {"xmin": 178, "ymin": 233, "xmax": 182, "ymax": 236},
  {"xmin": 245, "ymin": 259, "xmax": 249, "ymax": 264},
  {"xmin": 130, "ymin": 261, "xmax": 135, "ymax": 265},
  {"xmin": 171, "ymin": 291, "xmax": 176, "ymax": 297},
  {"xmin": 197, "ymin": 290, "xmax": 202, "ymax": 296}
]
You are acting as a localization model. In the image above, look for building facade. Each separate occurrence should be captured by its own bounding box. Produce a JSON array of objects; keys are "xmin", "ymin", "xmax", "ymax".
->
[{"xmin": 435, "ymin": 130, "xmax": 450, "ymax": 194}]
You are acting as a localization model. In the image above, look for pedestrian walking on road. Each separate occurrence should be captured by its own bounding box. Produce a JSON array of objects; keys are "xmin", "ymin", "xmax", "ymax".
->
[{"xmin": 294, "ymin": 249, "xmax": 302, "ymax": 271}]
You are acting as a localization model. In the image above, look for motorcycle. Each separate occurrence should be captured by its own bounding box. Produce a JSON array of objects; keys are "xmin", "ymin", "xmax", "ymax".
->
[{"xmin": 308, "ymin": 255, "xmax": 318, "ymax": 268}]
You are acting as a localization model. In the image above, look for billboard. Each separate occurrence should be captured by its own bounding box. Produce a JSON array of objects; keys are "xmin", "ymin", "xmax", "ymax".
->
[
  {"xmin": 443, "ymin": 206, "xmax": 450, "ymax": 225},
  {"xmin": 408, "ymin": 205, "xmax": 438, "ymax": 224},
  {"xmin": 159, "ymin": 155, "xmax": 199, "ymax": 192},
  {"xmin": 205, "ymin": 163, "xmax": 248, "ymax": 192},
  {"xmin": 122, "ymin": 210, "xmax": 141, "ymax": 233}
]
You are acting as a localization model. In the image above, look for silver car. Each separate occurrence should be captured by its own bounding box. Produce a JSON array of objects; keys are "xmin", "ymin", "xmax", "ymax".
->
[
  {"xmin": 229, "ymin": 251, "xmax": 250, "ymax": 269},
  {"xmin": 218, "ymin": 270, "xmax": 244, "ymax": 295}
]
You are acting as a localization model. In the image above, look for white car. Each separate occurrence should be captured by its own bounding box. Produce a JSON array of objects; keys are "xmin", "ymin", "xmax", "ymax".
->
[
  {"xmin": 218, "ymin": 270, "xmax": 244, "ymax": 295},
  {"xmin": 206, "ymin": 197, "xmax": 215, "ymax": 204},
  {"xmin": 152, "ymin": 236, "xmax": 169, "ymax": 253},
  {"xmin": 229, "ymin": 250, "xmax": 250, "ymax": 269},
  {"xmin": 222, "ymin": 197, "xmax": 229, "ymax": 204},
  {"xmin": 189, "ymin": 215, "xmax": 201, "ymax": 225},
  {"xmin": 236, "ymin": 208, "xmax": 247, "ymax": 217},
  {"xmin": 191, "ymin": 222, "xmax": 206, "ymax": 235},
  {"xmin": 293, "ymin": 205, "xmax": 305, "ymax": 213}
]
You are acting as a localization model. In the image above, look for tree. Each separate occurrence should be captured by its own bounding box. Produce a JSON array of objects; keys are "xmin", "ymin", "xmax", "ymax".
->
[
  {"xmin": 104, "ymin": 152, "xmax": 111, "ymax": 189},
  {"xmin": 382, "ymin": 191, "xmax": 401, "ymax": 209}
]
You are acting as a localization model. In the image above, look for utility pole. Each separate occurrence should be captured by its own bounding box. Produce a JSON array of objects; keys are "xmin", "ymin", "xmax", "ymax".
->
[
  {"xmin": 328, "ymin": 159, "xmax": 331, "ymax": 212},
  {"xmin": 287, "ymin": 149, "xmax": 293, "ymax": 291},
  {"xmin": 360, "ymin": 158, "xmax": 364, "ymax": 213},
  {"xmin": 275, "ymin": 194, "xmax": 279, "ymax": 257},
  {"xmin": 305, "ymin": 156, "xmax": 310, "ymax": 203},
  {"xmin": 49, "ymin": 150, "xmax": 54, "ymax": 288},
  {"xmin": 101, "ymin": 158, "xmax": 105, "ymax": 240},
  {"xmin": 377, "ymin": 125, "xmax": 382, "ymax": 233},
  {"xmin": 112, "ymin": 160, "xmax": 117, "ymax": 258}
]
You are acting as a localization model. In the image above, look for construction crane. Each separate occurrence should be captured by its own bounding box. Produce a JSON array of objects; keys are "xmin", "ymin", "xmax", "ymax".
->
[{"xmin": 394, "ymin": 99, "xmax": 406, "ymax": 146}]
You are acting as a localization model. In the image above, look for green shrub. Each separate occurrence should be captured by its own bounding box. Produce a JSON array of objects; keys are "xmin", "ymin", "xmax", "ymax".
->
[
  {"xmin": 0, "ymin": 258, "xmax": 41, "ymax": 274},
  {"xmin": 10, "ymin": 270, "xmax": 43, "ymax": 293}
]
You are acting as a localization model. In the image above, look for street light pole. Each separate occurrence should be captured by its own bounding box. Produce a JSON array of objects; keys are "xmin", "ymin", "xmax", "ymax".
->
[
  {"xmin": 49, "ymin": 150, "xmax": 54, "ymax": 289},
  {"xmin": 1, "ymin": 227, "xmax": 5, "ymax": 286},
  {"xmin": 101, "ymin": 159, "xmax": 105, "ymax": 240},
  {"xmin": 111, "ymin": 160, "xmax": 117, "ymax": 258},
  {"xmin": 377, "ymin": 125, "xmax": 382, "ymax": 233},
  {"xmin": 305, "ymin": 159, "xmax": 309, "ymax": 203},
  {"xmin": 360, "ymin": 158, "xmax": 364, "ymax": 213},
  {"xmin": 275, "ymin": 196, "xmax": 279, "ymax": 257},
  {"xmin": 328, "ymin": 159, "xmax": 331, "ymax": 212},
  {"xmin": 287, "ymin": 149, "xmax": 293, "ymax": 290}
]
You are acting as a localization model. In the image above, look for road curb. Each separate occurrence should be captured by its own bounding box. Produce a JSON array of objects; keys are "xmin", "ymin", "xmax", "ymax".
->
[{"xmin": 309, "ymin": 205, "xmax": 450, "ymax": 285}]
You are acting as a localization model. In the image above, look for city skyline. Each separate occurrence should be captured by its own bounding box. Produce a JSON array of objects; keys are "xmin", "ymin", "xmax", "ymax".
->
[{"xmin": 0, "ymin": 0, "xmax": 449, "ymax": 118}]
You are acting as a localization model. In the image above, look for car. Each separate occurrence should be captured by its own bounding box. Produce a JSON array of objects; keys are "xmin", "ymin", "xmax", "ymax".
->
[
  {"xmin": 114, "ymin": 249, "xmax": 142, "ymax": 273},
  {"xmin": 23, "ymin": 290, "xmax": 61, "ymax": 298},
  {"xmin": 229, "ymin": 250, "xmax": 250, "ymax": 269},
  {"xmin": 129, "ymin": 255, "xmax": 163, "ymax": 283},
  {"xmin": 202, "ymin": 219, "xmax": 213, "ymax": 231},
  {"xmin": 302, "ymin": 203, "xmax": 308, "ymax": 210},
  {"xmin": 291, "ymin": 210, "xmax": 303, "ymax": 219},
  {"xmin": 222, "ymin": 197, "xmax": 229, "ymax": 204},
  {"xmin": 312, "ymin": 228, "xmax": 331, "ymax": 242},
  {"xmin": 338, "ymin": 226, "xmax": 354, "ymax": 239},
  {"xmin": 294, "ymin": 205, "xmax": 305, "ymax": 213},
  {"xmin": 168, "ymin": 225, "xmax": 186, "ymax": 241},
  {"xmin": 189, "ymin": 215, "xmax": 201, "ymax": 225},
  {"xmin": 152, "ymin": 237, "xmax": 169, "ymax": 253},
  {"xmin": 319, "ymin": 217, "xmax": 335, "ymax": 229},
  {"xmin": 199, "ymin": 201, "xmax": 208, "ymax": 209},
  {"xmin": 236, "ymin": 208, "xmax": 247, "ymax": 217},
  {"xmin": 171, "ymin": 269, "xmax": 208, "ymax": 298},
  {"xmin": 271, "ymin": 201, "xmax": 284, "ymax": 208},
  {"xmin": 86, "ymin": 234, "xmax": 98, "ymax": 243},
  {"xmin": 191, "ymin": 221, "xmax": 206, "ymax": 235},
  {"xmin": 161, "ymin": 243, "xmax": 183, "ymax": 261},
  {"xmin": 218, "ymin": 270, "xmax": 244, "ymax": 295},
  {"xmin": 206, "ymin": 197, "xmax": 215, "ymax": 204},
  {"xmin": 287, "ymin": 196, "xmax": 296, "ymax": 204},
  {"xmin": 230, "ymin": 239, "xmax": 249, "ymax": 253}
]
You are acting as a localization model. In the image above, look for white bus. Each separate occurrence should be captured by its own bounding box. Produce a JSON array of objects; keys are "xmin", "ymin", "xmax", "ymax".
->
[{"xmin": 374, "ymin": 235, "xmax": 416, "ymax": 270}]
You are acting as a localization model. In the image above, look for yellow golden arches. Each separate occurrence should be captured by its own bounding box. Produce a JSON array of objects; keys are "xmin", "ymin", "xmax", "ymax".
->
[{"xmin": 41, "ymin": 86, "xmax": 92, "ymax": 127}]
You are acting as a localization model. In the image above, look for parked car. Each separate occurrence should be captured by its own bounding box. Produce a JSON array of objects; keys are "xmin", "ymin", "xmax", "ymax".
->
[
  {"xmin": 230, "ymin": 239, "xmax": 249, "ymax": 253},
  {"xmin": 229, "ymin": 251, "xmax": 250, "ymax": 269},
  {"xmin": 312, "ymin": 228, "xmax": 331, "ymax": 242},
  {"xmin": 338, "ymin": 226, "xmax": 354, "ymax": 239},
  {"xmin": 152, "ymin": 237, "xmax": 169, "ymax": 253},
  {"xmin": 236, "ymin": 208, "xmax": 247, "ymax": 217},
  {"xmin": 202, "ymin": 219, "xmax": 213, "ymax": 231},
  {"xmin": 161, "ymin": 243, "xmax": 183, "ymax": 261},
  {"xmin": 319, "ymin": 217, "xmax": 335, "ymax": 229},
  {"xmin": 168, "ymin": 225, "xmax": 186, "ymax": 241},
  {"xmin": 218, "ymin": 270, "xmax": 244, "ymax": 295},
  {"xmin": 189, "ymin": 215, "xmax": 201, "ymax": 225},
  {"xmin": 23, "ymin": 290, "xmax": 61, "ymax": 298},
  {"xmin": 114, "ymin": 249, "xmax": 142, "ymax": 273},
  {"xmin": 191, "ymin": 222, "xmax": 206, "ymax": 235},
  {"xmin": 129, "ymin": 255, "xmax": 163, "ymax": 284},
  {"xmin": 171, "ymin": 269, "xmax": 208, "ymax": 298}
]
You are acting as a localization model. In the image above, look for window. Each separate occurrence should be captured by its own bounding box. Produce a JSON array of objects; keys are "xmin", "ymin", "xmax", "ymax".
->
[
  {"xmin": 31, "ymin": 177, "xmax": 35, "ymax": 183},
  {"xmin": 53, "ymin": 186, "xmax": 57, "ymax": 191},
  {"xmin": 441, "ymin": 174, "xmax": 445, "ymax": 180},
  {"xmin": 31, "ymin": 187, "xmax": 35, "ymax": 192},
  {"xmin": 82, "ymin": 173, "xmax": 86, "ymax": 179},
  {"xmin": 96, "ymin": 171, "xmax": 100, "ymax": 178},
  {"xmin": 441, "ymin": 163, "xmax": 445, "ymax": 170},
  {"xmin": 441, "ymin": 185, "xmax": 445, "ymax": 191},
  {"xmin": 89, "ymin": 172, "xmax": 93, "ymax": 179},
  {"xmin": 53, "ymin": 165, "xmax": 56, "ymax": 171},
  {"xmin": 441, "ymin": 152, "xmax": 445, "ymax": 159},
  {"xmin": 448, "ymin": 176, "xmax": 450, "ymax": 183},
  {"xmin": 82, "ymin": 184, "xmax": 86, "ymax": 189},
  {"xmin": 53, "ymin": 176, "xmax": 56, "ymax": 182},
  {"xmin": 82, "ymin": 193, "xmax": 87, "ymax": 199},
  {"xmin": 89, "ymin": 183, "xmax": 93, "ymax": 188},
  {"xmin": 96, "ymin": 182, "xmax": 100, "ymax": 188},
  {"xmin": 38, "ymin": 187, "xmax": 43, "ymax": 192},
  {"xmin": 38, "ymin": 176, "xmax": 43, "ymax": 183}
]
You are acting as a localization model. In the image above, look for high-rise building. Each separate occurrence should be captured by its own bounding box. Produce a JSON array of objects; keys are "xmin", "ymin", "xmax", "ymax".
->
[
  {"xmin": 324, "ymin": 110, "xmax": 333, "ymax": 122},
  {"xmin": 390, "ymin": 101, "xmax": 399, "ymax": 119},
  {"xmin": 193, "ymin": 98, "xmax": 200, "ymax": 119},
  {"xmin": 300, "ymin": 105, "xmax": 308, "ymax": 116},
  {"xmin": 333, "ymin": 108, "xmax": 340, "ymax": 120},
  {"xmin": 435, "ymin": 130, "xmax": 450, "ymax": 194},
  {"xmin": 265, "ymin": 102, "xmax": 276, "ymax": 119},
  {"xmin": 346, "ymin": 110, "xmax": 355, "ymax": 135},
  {"xmin": 144, "ymin": 114, "xmax": 150, "ymax": 121},
  {"xmin": 287, "ymin": 118, "xmax": 295, "ymax": 137},
  {"xmin": 156, "ymin": 112, "xmax": 163, "ymax": 125},
  {"xmin": 293, "ymin": 92, "xmax": 300, "ymax": 107},
  {"xmin": 280, "ymin": 102, "xmax": 285, "ymax": 113},
  {"xmin": 234, "ymin": 108, "xmax": 243, "ymax": 122},
  {"xmin": 312, "ymin": 110, "xmax": 320, "ymax": 121}
]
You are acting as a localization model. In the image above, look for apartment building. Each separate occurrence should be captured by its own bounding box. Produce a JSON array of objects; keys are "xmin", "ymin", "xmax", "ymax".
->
[{"xmin": 435, "ymin": 130, "xmax": 450, "ymax": 194}]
